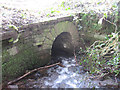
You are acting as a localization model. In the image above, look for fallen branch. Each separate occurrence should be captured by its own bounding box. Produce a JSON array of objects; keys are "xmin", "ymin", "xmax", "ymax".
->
[{"xmin": 8, "ymin": 62, "xmax": 64, "ymax": 85}]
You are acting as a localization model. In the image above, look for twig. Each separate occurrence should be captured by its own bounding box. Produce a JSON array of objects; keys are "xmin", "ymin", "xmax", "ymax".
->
[{"xmin": 8, "ymin": 62, "xmax": 63, "ymax": 85}]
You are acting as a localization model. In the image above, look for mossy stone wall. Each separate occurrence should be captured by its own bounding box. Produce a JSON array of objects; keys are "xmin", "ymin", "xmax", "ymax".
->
[{"xmin": 2, "ymin": 16, "xmax": 81, "ymax": 82}]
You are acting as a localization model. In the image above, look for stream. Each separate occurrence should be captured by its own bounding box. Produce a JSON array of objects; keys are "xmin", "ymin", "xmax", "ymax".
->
[{"xmin": 22, "ymin": 57, "xmax": 117, "ymax": 88}]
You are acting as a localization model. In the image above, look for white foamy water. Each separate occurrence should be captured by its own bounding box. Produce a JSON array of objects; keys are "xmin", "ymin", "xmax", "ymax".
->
[
  {"xmin": 44, "ymin": 57, "xmax": 97, "ymax": 88},
  {"xmin": 25, "ymin": 57, "xmax": 117, "ymax": 88}
]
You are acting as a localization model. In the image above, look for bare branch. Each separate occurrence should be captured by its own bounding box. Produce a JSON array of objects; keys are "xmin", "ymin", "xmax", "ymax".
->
[{"xmin": 8, "ymin": 62, "xmax": 63, "ymax": 85}]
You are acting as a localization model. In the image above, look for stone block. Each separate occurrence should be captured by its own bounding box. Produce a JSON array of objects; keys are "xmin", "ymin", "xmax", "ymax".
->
[
  {"xmin": 44, "ymin": 38, "xmax": 53, "ymax": 45},
  {"xmin": 45, "ymin": 32, "xmax": 54, "ymax": 41},
  {"xmin": 42, "ymin": 44, "xmax": 52, "ymax": 50},
  {"xmin": 49, "ymin": 28, "xmax": 57, "ymax": 40},
  {"xmin": 33, "ymin": 34, "xmax": 45, "ymax": 43},
  {"xmin": 7, "ymin": 46, "xmax": 18, "ymax": 56}
]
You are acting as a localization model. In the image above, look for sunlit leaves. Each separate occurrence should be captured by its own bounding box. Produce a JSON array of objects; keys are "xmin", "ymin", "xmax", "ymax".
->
[
  {"xmin": 8, "ymin": 34, "xmax": 21, "ymax": 43},
  {"xmin": 21, "ymin": 13, "xmax": 26, "ymax": 19},
  {"xmin": 97, "ymin": 2, "xmax": 102, "ymax": 5},
  {"xmin": 8, "ymin": 25, "xmax": 18, "ymax": 31},
  {"xmin": 13, "ymin": 38, "xmax": 19, "ymax": 43},
  {"xmin": 112, "ymin": 4, "xmax": 117, "ymax": 8},
  {"xmin": 65, "ymin": 7, "xmax": 70, "ymax": 11},
  {"xmin": 104, "ymin": 13, "xmax": 107, "ymax": 18},
  {"xmin": 61, "ymin": 1, "xmax": 65, "ymax": 8},
  {"xmin": 8, "ymin": 38, "xmax": 14, "ymax": 42},
  {"xmin": 114, "ymin": 69, "xmax": 120, "ymax": 76},
  {"xmin": 38, "ymin": 11, "xmax": 41, "ymax": 14}
]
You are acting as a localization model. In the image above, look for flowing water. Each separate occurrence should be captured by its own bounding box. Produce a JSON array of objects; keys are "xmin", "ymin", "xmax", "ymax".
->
[{"xmin": 24, "ymin": 57, "xmax": 117, "ymax": 88}]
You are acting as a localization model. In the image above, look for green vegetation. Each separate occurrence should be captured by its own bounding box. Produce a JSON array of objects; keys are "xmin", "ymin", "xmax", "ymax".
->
[
  {"xmin": 8, "ymin": 24, "xmax": 18, "ymax": 31},
  {"xmin": 21, "ymin": 13, "xmax": 27, "ymax": 19},
  {"xmin": 8, "ymin": 24, "xmax": 21, "ymax": 43},
  {"xmin": 80, "ymin": 32, "xmax": 120, "ymax": 75},
  {"xmin": 60, "ymin": 1, "xmax": 65, "ymax": 8},
  {"xmin": 46, "ymin": 8, "xmax": 61, "ymax": 17},
  {"xmin": 46, "ymin": 1, "xmax": 71, "ymax": 17},
  {"xmin": 2, "ymin": 43, "xmax": 50, "ymax": 81},
  {"xmin": 77, "ymin": 10, "xmax": 120, "ymax": 79}
]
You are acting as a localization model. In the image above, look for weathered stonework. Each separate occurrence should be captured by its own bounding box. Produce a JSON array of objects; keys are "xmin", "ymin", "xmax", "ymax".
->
[
  {"xmin": 7, "ymin": 46, "xmax": 18, "ymax": 56},
  {"xmin": 2, "ymin": 16, "xmax": 80, "ymax": 82}
]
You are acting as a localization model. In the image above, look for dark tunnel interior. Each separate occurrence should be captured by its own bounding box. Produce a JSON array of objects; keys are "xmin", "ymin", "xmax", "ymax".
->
[{"xmin": 51, "ymin": 32, "xmax": 74, "ymax": 62}]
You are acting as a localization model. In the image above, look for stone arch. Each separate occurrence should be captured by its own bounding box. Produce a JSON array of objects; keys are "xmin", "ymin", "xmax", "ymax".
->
[
  {"xmin": 51, "ymin": 32, "xmax": 74, "ymax": 57},
  {"xmin": 2, "ymin": 21, "xmax": 81, "ymax": 81},
  {"xmin": 38, "ymin": 21, "xmax": 80, "ymax": 55}
]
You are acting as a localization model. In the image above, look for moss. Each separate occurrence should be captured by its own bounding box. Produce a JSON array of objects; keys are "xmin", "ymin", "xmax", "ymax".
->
[
  {"xmin": 54, "ymin": 21, "xmax": 68, "ymax": 35},
  {"xmin": 2, "ymin": 49, "xmax": 11, "ymax": 64},
  {"xmin": 2, "ymin": 21, "xmax": 79, "ymax": 83},
  {"xmin": 44, "ymin": 39, "xmax": 53, "ymax": 45},
  {"xmin": 50, "ymin": 28, "xmax": 57, "ymax": 38},
  {"xmin": 33, "ymin": 34, "xmax": 45, "ymax": 42},
  {"xmin": 45, "ymin": 32, "xmax": 54, "ymax": 41},
  {"xmin": 2, "ymin": 43, "xmax": 51, "ymax": 82}
]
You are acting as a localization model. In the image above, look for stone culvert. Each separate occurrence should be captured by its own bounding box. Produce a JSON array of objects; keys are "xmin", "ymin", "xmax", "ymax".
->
[
  {"xmin": 2, "ymin": 16, "xmax": 81, "ymax": 82},
  {"xmin": 33, "ymin": 21, "xmax": 79, "ymax": 54}
]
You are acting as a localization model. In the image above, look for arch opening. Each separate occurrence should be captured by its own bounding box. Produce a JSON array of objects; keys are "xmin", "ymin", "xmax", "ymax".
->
[{"xmin": 51, "ymin": 32, "xmax": 74, "ymax": 62}]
